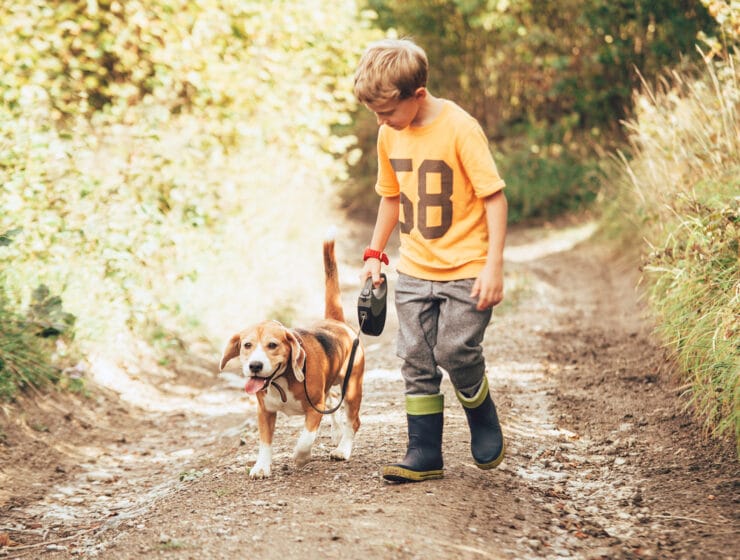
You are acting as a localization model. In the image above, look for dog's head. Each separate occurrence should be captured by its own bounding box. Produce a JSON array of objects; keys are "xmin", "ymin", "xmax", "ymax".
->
[{"xmin": 219, "ymin": 321, "xmax": 307, "ymax": 394}]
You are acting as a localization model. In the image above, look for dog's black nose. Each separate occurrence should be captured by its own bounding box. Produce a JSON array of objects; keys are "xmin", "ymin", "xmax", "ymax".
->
[{"xmin": 249, "ymin": 361, "xmax": 263, "ymax": 373}]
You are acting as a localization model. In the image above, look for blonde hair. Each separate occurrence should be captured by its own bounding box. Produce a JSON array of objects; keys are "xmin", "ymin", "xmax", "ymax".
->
[{"xmin": 353, "ymin": 38, "xmax": 428, "ymax": 104}]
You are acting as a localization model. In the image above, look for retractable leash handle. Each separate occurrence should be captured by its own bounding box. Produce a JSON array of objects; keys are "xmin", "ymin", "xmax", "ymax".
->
[
  {"xmin": 305, "ymin": 273, "xmax": 388, "ymax": 415},
  {"xmin": 357, "ymin": 273, "xmax": 387, "ymax": 336}
]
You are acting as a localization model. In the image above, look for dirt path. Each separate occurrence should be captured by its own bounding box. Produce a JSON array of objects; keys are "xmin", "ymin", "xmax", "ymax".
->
[{"xmin": 1, "ymin": 221, "xmax": 738, "ymax": 560}]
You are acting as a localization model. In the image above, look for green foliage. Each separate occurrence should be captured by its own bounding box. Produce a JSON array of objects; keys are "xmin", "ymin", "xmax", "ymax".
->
[
  {"xmin": 497, "ymin": 140, "xmax": 604, "ymax": 223},
  {"xmin": 608, "ymin": 51, "xmax": 739, "ymax": 452},
  {"xmin": 644, "ymin": 184, "xmax": 739, "ymax": 450},
  {"xmin": 0, "ymin": 258, "xmax": 77, "ymax": 400},
  {"xmin": 350, "ymin": 0, "xmax": 717, "ymax": 221},
  {"xmin": 0, "ymin": 2, "xmax": 379, "ymax": 373},
  {"xmin": 365, "ymin": 0, "xmax": 715, "ymax": 134}
]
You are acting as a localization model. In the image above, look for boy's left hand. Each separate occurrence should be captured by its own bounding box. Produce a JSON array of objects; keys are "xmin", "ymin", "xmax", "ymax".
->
[{"xmin": 471, "ymin": 262, "xmax": 504, "ymax": 311}]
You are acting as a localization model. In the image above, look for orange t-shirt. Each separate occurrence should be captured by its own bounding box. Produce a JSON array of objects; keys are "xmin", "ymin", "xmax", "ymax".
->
[{"xmin": 375, "ymin": 100, "xmax": 505, "ymax": 281}]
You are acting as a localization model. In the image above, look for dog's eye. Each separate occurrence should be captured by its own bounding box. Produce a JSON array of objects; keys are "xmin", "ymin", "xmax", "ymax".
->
[
  {"xmin": 267, "ymin": 342, "xmax": 278, "ymax": 350},
  {"xmin": 243, "ymin": 342, "xmax": 252, "ymax": 349}
]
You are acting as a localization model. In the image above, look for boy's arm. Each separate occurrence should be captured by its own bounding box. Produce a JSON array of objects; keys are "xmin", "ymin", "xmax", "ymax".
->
[
  {"xmin": 471, "ymin": 190, "xmax": 507, "ymax": 310},
  {"xmin": 362, "ymin": 195, "xmax": 399, "ymax": 287}
]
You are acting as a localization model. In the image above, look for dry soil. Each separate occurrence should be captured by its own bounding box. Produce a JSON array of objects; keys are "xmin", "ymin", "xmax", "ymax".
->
[{"xmin": 1, "ymin": 220, "xmax": 738, "ymax": 560}]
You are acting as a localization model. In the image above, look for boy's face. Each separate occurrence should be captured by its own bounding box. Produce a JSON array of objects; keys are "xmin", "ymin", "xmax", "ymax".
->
[{"xmin": 365, "ymin": 88, "xmax": 426, "ymax": 130}]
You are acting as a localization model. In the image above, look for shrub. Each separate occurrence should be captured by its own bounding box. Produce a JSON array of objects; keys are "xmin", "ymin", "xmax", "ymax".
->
[
  {"xmin": 0, "ymin": 2, "xmax": 379, "ymax": 372},
  {"xmin": 0, "ymin": 255, "xmax": 76, "ymax": 400},
  {"xmin": 610, "ymin": 50, "xmax": 739, "ymax": 451}
]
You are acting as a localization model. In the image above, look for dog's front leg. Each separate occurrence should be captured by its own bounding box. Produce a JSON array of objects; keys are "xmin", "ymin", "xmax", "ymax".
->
[
  {"xmin": 250, "ymin": 407, "xmax": 277, "ymax": 479},
  {"xmin": 293, "ymin": 411, "xmax": 322, "ymax": 468}
]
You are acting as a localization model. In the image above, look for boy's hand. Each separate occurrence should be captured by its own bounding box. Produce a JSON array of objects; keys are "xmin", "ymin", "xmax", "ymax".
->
[
  {"xmin": 361, "ymin": 258, "xmax": 384, "ymax": 288},
  {"xmin": 471, "ymin": 261, "xmax": 504, "ymax": 311}
]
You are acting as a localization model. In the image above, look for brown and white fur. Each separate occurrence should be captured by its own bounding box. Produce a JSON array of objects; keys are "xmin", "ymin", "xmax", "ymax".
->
[{"xmin": 219, "ymin": 239, "xmax": 365, "ymax": 478}]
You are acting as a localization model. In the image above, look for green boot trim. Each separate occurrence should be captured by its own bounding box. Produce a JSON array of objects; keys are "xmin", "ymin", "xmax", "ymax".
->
[
  {"xmin": 405, "ymin": 393, "xmax": 444, "ymax": 415},
  {"xmin": 456, "ymin": 376, "xmax": 490, "ymax": 409}
]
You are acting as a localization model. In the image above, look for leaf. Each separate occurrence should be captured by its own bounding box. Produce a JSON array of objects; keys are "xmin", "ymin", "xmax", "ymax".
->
[
  {"xmin": 0, "ymin": 532, "xmax": 20, "ymax": 547},
  {"xmin": 0, "ymin": 229, "xmax": 22, "ymax": 247}
]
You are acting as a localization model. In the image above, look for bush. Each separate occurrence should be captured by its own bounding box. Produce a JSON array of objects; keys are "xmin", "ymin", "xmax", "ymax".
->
[
  {"xmin": 643, "ymin": 185, "xmax": 739, "ymax": 447},
  {"xmin": 348, "ymin": 0, "xmax": 717, "ymax": 222},
  {"xmin": 609, "ymin": 50, "xmax": 739, "ymax": 452},
  {"xmin": 0, "ymin": 2, "xmax": 379, "ymax": 372},
  {"xmin": 0, "ymin": 257, "xmax": 76, "ymax": 400},
  {"xmin": 497, "ymin": 140, "xmax": 605, "ymax": 223}
]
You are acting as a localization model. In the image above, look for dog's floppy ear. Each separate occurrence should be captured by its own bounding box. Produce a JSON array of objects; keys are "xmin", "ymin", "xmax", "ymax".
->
[
  {"xmin": 285, "ymin": 329, "xmax": 306, "ymax": 381},
  {"xmin": 219, "ymin": 333, "xmax": 242, "ymax": 371}
]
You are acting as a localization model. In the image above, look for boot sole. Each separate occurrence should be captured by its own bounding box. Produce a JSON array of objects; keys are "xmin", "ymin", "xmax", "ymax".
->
[
  {"xmin": 474, "ymin": 439, "xmax": 506, "ymax": 470},
  {"xmin": 381, "ymin": 465, "xmax": 444, "ymax": 483}
]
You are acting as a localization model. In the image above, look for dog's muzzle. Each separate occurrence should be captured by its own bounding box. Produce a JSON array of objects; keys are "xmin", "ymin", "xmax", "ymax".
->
[{"xmin": 244, "ymin": 364, "xmax": 287, "ymax": 402}]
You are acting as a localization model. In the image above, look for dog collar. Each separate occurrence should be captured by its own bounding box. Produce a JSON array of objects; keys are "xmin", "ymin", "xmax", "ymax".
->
[
  {"xmin": 270, "ymin": 380, "xmax": 287, "ymax": 403},
  {"xmin": 256, "ymin": 370, "xmax": 288, "ymax": 403}
]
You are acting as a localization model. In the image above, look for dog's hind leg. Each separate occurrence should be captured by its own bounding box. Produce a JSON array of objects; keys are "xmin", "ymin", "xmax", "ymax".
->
[
  {"xmin": 327, "ymin": 388, "xmax": 343, "ymax": 445},
  {"xmin": 330, "ymin": 383, "xmax": 362, "ymax": 461},
  {"xmin": 330, "ymin": 413, "xmax": 355, "ymax": 461}
]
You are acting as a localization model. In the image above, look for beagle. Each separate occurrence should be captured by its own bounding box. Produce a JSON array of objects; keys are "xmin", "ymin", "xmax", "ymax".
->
[{"xmin": 219, "ymin": 239, "xmax": 365, "ymax": 478}]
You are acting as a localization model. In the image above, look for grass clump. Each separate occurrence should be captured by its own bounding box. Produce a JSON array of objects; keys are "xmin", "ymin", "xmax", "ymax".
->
[
  {"xmin": 609, "ymin": 50, "xmax": 739, "ymax": 452},
  {"xmin": 0, "ymin": 270, "xmax": 77, "ymax": 401}
]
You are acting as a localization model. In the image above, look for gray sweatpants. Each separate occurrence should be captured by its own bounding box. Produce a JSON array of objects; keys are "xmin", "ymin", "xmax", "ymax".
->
[{"xmin": 395, "ymin": 273, "xmax": 493, "ymax": 396}]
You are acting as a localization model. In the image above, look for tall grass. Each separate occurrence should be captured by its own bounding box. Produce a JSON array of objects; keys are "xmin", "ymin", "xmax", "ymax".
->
[{"xmin": 609, "ymin": 50, "xmax": 739, "ymax": 452}]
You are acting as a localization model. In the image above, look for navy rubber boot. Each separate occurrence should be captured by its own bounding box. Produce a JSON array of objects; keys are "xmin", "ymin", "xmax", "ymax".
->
[
  {"xmin": 456, "ymin": 377, "xmax": 505, "ymax": 469},
  {"xmin": 382, "ymin": 393, "xmax": 444, "ymax": 483}
]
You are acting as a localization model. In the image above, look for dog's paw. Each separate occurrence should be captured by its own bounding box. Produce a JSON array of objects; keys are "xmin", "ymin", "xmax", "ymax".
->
[
  {"xmin": 330, "ymin": 444, "xmax": 352, "ymax": 462},
  {"xmin": 249, "ymin": 463, "xmax": 271, "ymax": 479},
  {"xmin": 293, "ymin": 449, "xmax": 312, "ymax": 468}
]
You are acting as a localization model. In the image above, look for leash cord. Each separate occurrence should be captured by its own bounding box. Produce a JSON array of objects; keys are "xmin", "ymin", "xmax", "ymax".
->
[{"xmin": 303, "ymin": 314, "xmax": 365, "ymax": 415}]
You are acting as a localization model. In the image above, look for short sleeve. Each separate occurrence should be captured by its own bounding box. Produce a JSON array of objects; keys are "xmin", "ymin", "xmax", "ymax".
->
[
  {"xmin": 458, "ymin": 122, "xmax": 505, "ymax": 198},
  {"xmin": 375, "ymin": 126, "xmax": 400, "ymax": 197}
]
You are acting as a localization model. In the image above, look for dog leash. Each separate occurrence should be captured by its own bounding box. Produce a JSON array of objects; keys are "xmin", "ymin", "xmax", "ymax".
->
[
  {"xmin": 303, "ymin": 329, "xmax": 362, "ymax": 415},
  {"xmin": 303, "ymin": 275, "xmax": 387, "ymax": 415}
]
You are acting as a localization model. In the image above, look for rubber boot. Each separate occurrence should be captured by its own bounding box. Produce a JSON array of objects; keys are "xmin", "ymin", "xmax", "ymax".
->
[
  {"xmin": 381, "ymin": 393, "xmax": 444, "ymax": 483},
  {"xmin": 456, "ymin": 376, "xmax": 505, "ymax": 469}
]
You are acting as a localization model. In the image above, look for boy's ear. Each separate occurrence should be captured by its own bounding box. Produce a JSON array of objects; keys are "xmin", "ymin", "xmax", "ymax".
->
[{"xmin": 414, "ymin": 87, "xmax": 427, "ymax": 99}]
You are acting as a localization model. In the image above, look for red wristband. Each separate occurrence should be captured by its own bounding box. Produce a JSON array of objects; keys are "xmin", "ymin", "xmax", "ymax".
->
[{"xmin": 363, "ymin": 247, "xmax": 389, "ymax": 265}]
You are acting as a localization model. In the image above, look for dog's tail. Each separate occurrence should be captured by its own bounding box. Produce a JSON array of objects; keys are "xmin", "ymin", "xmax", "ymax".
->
[{"xmin": 323, "ymin": 234, "xmax": 345, "ymax": 323}]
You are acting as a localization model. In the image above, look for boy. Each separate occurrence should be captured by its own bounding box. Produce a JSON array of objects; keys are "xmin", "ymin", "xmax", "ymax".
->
[{"xmin": 354, "ymin": 38, "xmax": 507, "ymax": 483}]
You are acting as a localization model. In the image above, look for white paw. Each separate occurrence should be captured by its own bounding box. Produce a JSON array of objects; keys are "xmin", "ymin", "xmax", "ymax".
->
[
  {"xmin": 249, "ymin": 462, "xmax": 271, "ymax": 479},
  {"xmin": 330, "ymin": 439, "xmax": 353, "ymax": 461},
  {"xmin": 250, "ymin": 443, "xmax": 272, "ymax": 478},
  {"xmin": 293, "ymin": 428, "xmax": 316, "ymax": 468},
  {"xmin": 330, "ymin": 424, "xmax": 355, "ymax": 461}
]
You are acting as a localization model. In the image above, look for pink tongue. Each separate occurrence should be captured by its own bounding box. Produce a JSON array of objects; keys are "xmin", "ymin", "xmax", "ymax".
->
[{"xmin": 244, "ymin": 377, "xmax": 268, "ymax": 395}]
